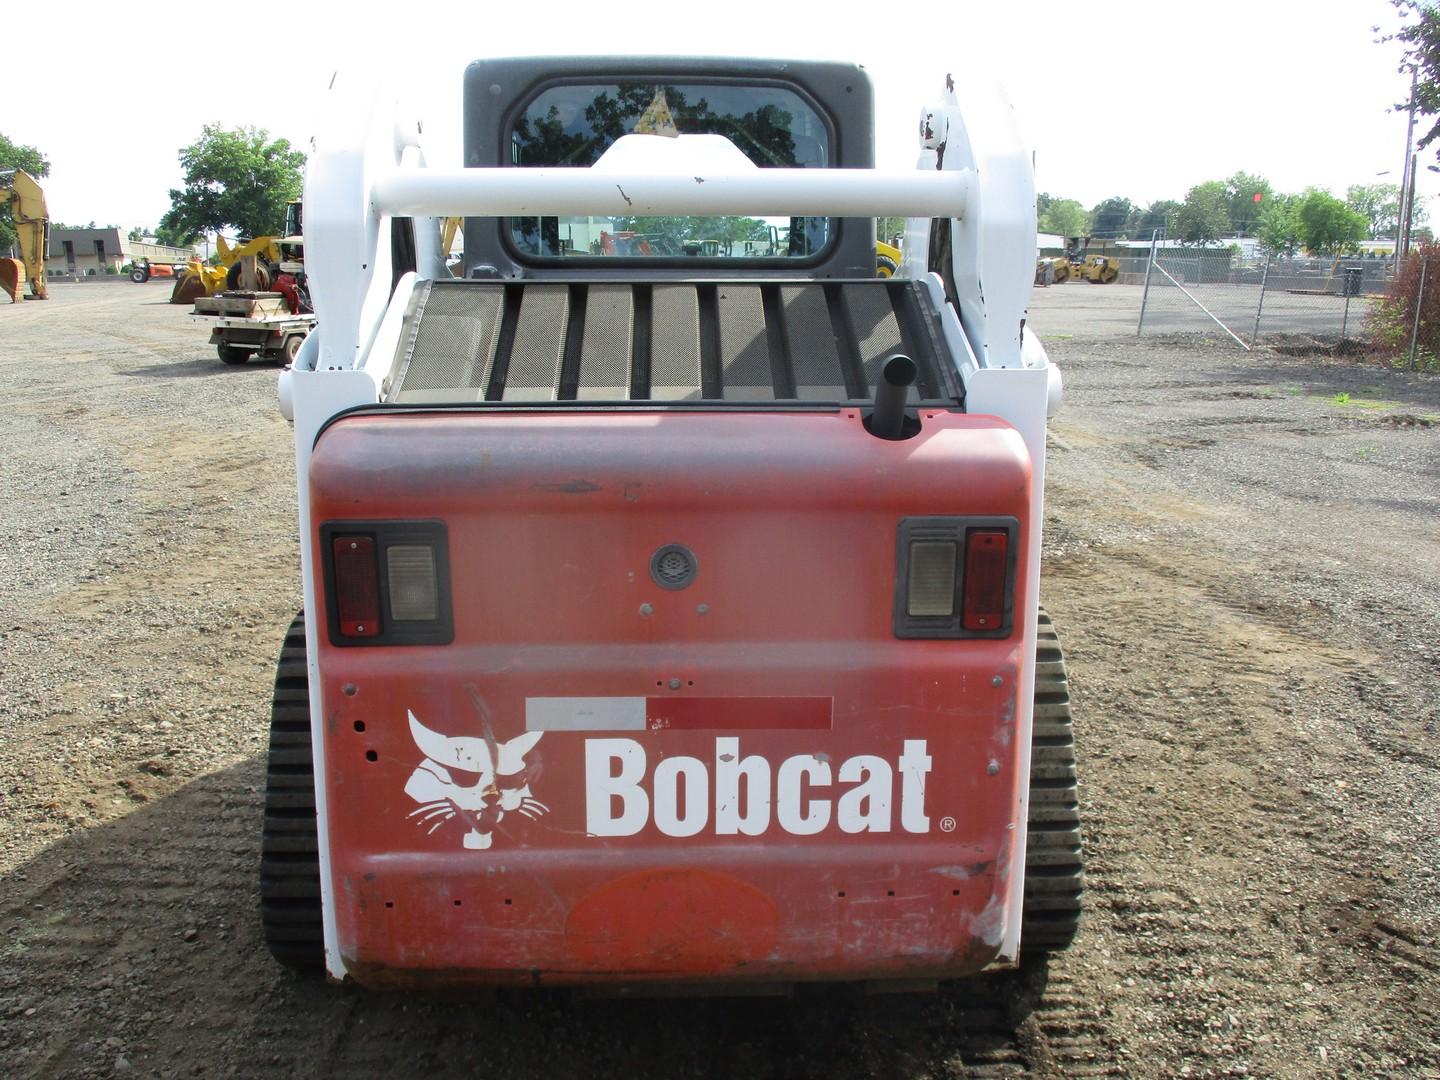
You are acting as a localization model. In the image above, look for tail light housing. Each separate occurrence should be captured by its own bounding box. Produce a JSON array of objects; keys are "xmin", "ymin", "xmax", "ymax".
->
[
  {"xmin": 321, "ymin": 521, "xmax": 453, "ymax": 645},
  {"xmin": 894, "ymin": 517, "xmax": 1018, "ymax": 638}
]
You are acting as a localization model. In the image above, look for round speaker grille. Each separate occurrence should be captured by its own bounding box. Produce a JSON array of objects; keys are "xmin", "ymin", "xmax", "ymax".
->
[{"xmin": 650, "ymin": 544, "xmax": 698, "ymax": 590}]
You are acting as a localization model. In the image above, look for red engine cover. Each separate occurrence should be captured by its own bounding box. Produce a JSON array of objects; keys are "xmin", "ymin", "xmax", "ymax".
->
[{"xmin": 308, "ymin": 408, "xmax": 1033, "ymax": 986}]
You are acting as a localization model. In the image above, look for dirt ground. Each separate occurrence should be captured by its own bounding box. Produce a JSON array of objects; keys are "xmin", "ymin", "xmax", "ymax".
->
[{"xmin": 1, "ymin": 281, "xmax": 1437, "ymax": 1078}]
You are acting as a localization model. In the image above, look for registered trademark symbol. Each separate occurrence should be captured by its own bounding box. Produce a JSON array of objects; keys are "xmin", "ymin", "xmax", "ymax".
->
[{"xmin": 939, "ymin": 816, "xmax": 957, "ymax": 833}]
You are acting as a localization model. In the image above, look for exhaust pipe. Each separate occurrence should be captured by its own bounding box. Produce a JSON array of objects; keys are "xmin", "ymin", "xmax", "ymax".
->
[{"xmin": 866, "ymin": 353, "xmax": 918, "ymax": 440}]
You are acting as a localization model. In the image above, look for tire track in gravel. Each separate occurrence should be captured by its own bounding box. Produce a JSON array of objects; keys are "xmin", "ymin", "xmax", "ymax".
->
[{"xmin": 1038, "ymin": 338, "xmax": 1440, "ymax": 1076}]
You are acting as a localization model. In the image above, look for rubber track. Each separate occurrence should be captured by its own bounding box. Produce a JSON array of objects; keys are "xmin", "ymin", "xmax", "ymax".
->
[
  {"xmin": 260, "ymin": 613, "xmax": 324, "ymax": 967},
  {"xmin": 1023, "ymin": 608, "xmax": 1085, "ymax": 951}
]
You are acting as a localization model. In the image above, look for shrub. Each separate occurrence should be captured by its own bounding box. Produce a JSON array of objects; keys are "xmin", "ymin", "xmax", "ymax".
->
[{"xmin": 1368, "ymin": 241, "xmax": 1440, "ymax": 360}]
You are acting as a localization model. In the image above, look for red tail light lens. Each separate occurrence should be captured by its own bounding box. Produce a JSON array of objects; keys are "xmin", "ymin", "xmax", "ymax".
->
[
  {"xmin": 332, "ymin": 535, "xmax": 381, "ymax": 637},
  {"xmin": 961, "ymin": 529, "xmax": 1009, "ymax": 631}
]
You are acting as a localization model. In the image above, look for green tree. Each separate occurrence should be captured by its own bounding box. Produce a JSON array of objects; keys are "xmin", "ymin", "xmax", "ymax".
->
[
  {"xmin": 1384, "ymin": 2, "xmax": 1440, "ymax": 164},
  {"xmin": 1133, "ymin": 199, "xmax": 1181, "ymax": 238},
  {"xmin": 1089, "ymin": 196, "xmax": 1135, "ymax": 238},
  {"xmin": 1292, "ymin": 189, "xmax": 1368, "ymax": 255},
  {"xmin": 156, "ymin": 220, "xmax": 199, "ymax": 247},
  {"xmin": 160, "ymin": 124, "xmax": 304, "ymax": 240},
  {"xmin": 129, "ymin": 223, "xmax": 199, "ymax": 248},
  {"xmin": 0, "ymin": 132, "xmax": 50, "ymax": 252},
  {"xmin": 1346, "ymin": 182, "xmax": 1402, "ymax": 239},
  {"xmin": 1257, "ymin": 194, "xmax": 1301, "ymax": 257},
  {"xmin": 1038, "ymin": 198, "xmax": 1090, "ymax": 237},
  {"xmin": 1174, "ymin": 181, "xmax": 1231, "ymax": 244},
  {"xmin": 1223, "ymin": 171, "xmax": 1273, "ymax": 237}
]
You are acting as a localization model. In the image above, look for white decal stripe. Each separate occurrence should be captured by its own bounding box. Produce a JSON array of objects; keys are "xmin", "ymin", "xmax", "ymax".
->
[{"xmin": 526, "ymin": 696, "xmax": 647, "ymax": 731}]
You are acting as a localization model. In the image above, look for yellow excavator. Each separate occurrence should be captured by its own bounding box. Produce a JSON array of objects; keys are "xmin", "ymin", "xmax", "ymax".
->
[{"xmin": 1, "ymin": 168, "xmax": 49, "ymax": 301}]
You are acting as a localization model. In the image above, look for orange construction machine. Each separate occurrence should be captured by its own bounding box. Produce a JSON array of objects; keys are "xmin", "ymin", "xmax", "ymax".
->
[{"xmin": 266, "ymin": 57, "xmax": 1081, "ymax": 991}]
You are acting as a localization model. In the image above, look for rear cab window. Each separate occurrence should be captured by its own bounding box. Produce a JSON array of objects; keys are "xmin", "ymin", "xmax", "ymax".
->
[{"xmin": 506, "ymin": 81, "xmax": 833, "ymax": 264}]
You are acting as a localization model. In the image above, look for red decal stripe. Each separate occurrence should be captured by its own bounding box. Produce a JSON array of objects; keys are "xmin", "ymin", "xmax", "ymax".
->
[{"xmin": 645, "ymin": 697, "xmax": 832, "ymax": 731}]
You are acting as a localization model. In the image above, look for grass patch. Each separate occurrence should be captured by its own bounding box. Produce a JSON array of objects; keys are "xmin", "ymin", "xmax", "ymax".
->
[{"xmin": 1319, "ymin": 391, "xmax": 1407, "ymax": 411}]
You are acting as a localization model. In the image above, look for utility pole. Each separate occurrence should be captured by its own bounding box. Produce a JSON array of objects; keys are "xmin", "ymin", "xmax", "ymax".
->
[
  {"xmin": 1404, "ymin": 151, "xmax": 1420, "ymax": 255},
  {"xmin": 1396, "ymin": 66, "xmax": 1418, "ymax": 265}
]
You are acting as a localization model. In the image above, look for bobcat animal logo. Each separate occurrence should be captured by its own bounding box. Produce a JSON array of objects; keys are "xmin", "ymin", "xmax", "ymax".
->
[{"xmin": 404, "ymin": 711, "xmax": 547, "ymax": 850}]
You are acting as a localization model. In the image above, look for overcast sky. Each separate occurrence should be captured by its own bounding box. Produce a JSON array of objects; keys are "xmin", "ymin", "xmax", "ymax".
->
[{"xmin": 7, "ymin": 0, "xmax": 1431, "ymax": 230}]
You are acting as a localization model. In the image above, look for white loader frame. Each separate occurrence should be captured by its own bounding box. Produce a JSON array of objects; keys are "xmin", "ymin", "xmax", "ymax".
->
[{"xmin": 284, "ymin": 68, "xmax": 1061, "ymax": 981}]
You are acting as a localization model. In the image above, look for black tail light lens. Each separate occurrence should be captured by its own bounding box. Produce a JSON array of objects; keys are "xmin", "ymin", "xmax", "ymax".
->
[
  {"xmin": 321, "ymin": 521, "xmax": 453, "ymax": 646},
  {"xmin": 894, "ymin": 517, "xmax": 1018, "ymax": 638}
]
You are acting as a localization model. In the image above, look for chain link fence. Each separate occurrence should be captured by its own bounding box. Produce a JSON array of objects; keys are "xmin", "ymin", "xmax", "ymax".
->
[{"xmin": 1136, "ymin": 247, "xmax": 1390, "ymax": 349}]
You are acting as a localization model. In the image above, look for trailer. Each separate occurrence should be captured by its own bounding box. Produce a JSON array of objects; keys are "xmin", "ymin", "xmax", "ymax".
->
[
  {"xmin": 266, "ymin": 57, "xmax": 1080, "ymax": 990},
  {"xmin": 192, "ymin": 291, "xmax": 316, "ymax": 365}
]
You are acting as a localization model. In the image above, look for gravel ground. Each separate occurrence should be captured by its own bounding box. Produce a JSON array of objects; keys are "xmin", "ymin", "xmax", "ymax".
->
[{"xmin": 1, "ymin": 280, "xmax": 1437, "ymax": 1078}]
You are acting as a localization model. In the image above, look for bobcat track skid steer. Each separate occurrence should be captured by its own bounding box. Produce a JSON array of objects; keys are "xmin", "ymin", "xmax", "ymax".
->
[{"xmin": 266, "ymin": 56, "xmax": 1082, "ymax": 990}]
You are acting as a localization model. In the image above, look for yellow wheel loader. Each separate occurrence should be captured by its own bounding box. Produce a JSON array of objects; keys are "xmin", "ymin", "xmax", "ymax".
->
[{"xmin": 876, "ymin": 238, "xmax": 902, "ymax": 277}]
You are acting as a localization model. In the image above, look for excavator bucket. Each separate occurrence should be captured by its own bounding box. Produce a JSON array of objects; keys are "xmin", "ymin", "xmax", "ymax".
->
[
  {"xmin": 0, "ymin": 257, "xmax": 21, "ymax": 303},
  {"xmin": 171, "ymin": 261, "xmax": 229, "ymax": 304},
  {"xmin": 171, "ymin": 270, "xmax": 206, "ymax": 305}
]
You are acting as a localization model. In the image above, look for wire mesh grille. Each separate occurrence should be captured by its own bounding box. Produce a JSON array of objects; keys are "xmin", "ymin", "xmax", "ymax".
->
[
  {"xmin": 781, "ymin": 285, "xmax": 845, "ymax": 397},
  {"xmin": 385, "ymin": 279, "xmax": 958, "ymax": 404},
  {"xmin": 503, "ymin": 286, "xmax": 569, "ymax": 401},
  {"xmin": 394, "ymin": 284, "xmax": 503, "ymax": 402}
]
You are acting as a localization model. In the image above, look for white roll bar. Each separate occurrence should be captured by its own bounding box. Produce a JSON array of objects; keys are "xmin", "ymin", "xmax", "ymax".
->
[{"xmin": 371, "ymin": 167, "xmax": 973, "ymax": 220}]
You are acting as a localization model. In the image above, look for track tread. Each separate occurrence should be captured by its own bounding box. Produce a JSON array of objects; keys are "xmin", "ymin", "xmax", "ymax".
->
[
  {"xmin": 1023, "ymin": 606, "xmax": 1085, "ymax": 953},
  {"xmin": 260, "ymin": 613, "xmax": 323, "ymax": 969}
]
